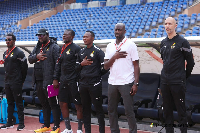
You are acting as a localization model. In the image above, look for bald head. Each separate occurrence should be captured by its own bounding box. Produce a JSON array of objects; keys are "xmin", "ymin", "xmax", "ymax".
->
[
  {"xmin": 165, "ymin": 17, "xmax": 177, "ymax": 36},
  {"xmin": 115, "ymin": 23, "xmax": 125, "ymax": 30},
  {"xmin": 115, "ymin": 23, "xmax": 126, "ymax": 40},
  {"xmin": 165, "ymin": 17, "xmax": 176, "ymax": 25}
]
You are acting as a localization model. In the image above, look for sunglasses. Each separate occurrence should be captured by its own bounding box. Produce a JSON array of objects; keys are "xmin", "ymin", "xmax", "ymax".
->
[
  {"xmin": 37, "ymin": 34, "xmax": 46, "ymax": 37},
  {"xmin": 5, "ymin": 39, "xmax": 13, "ymax": 41}
]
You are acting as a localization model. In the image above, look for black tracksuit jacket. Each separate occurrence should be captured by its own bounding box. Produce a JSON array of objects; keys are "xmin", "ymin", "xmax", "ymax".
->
[
  {"xmin": 28, "ymin": 39, "xmax": 60, "ymax": 88},
  {"xmin": 160, "ymin": 34, "xmax": 195, "ymax": 84},
  {"xmin": 76, "ymin": 45, "xmax": 108, "ymax": 85},
  {"xmin": 53, "ymin": 42, "xmax": 81, "ymax": 83},
  {"xmin": 4, "ymin": 47, "xmax": 28, "ymax": 85}
]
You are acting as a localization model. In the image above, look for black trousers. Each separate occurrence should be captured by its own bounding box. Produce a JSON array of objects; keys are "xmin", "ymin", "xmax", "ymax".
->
[
  {"xmin": 161, "ymin": 83, "xmax": 187, "ymax": 133},
  {"xmin": 5, "ymin": 84, "xmax": 24, "ymax": 125},
  {"xmin": 36, "ymin": 80, "xmax": 61, "ymax": 127},
  {"xmin": 79, "ymin": 82, "xmax": 105, "ymax": 133}
]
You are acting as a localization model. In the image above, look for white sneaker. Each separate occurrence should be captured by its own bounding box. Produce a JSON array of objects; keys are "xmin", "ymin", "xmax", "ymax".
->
[
  {"xmin": 61, "ymin": 128, "xmax": 73, "ymax": 133},
  {"xmin": 77, "ymin": 130, "xmax": 83, "ymax": 133}
]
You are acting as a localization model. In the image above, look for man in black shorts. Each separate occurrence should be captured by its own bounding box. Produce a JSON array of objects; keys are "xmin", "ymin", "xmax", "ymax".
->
[{"xmin": 53, "ymin": 29, "xmax": 83, "ymax": 133}]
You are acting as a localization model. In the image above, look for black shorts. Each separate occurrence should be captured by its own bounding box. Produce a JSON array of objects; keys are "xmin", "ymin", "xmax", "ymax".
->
[{"xmin": 59, "ymin": 82, "xmax": 82, "ymax": 105}]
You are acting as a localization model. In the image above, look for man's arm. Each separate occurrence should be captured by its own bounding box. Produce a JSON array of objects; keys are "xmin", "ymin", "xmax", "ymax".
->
[
  {"xmin": 130, "ymin": 60, "xmax": 140, "ymax": 96},
  {"xmin": 52, "ymin": 45, "xmax": 60, "ymax": 65},
  {"xmin": 104, "ymin": 50, "xmax": 127, "ymax": 70},
  {"xmin": 160, "ymin": 41, "xmax": 164, "ymax": 60},
  {"xmin": 28, "ymin": 46, "xmax": 38, "ymax": 64},
  {"xmin": 18, "ymin": 51, "xmax": 28, "ymax": 83},
  {"xmin": 182, "ymin": 40, "xmax": 195, "ymax": 78},
  {"xmin": 53, "ymin": 56, "xmax": 61, "ymax": 88},
  {"xmin": 52, "ymin": 44, "xmax": 61, "ymax": 88},
  {"xmin": 98, "ymin": 50, "xmax": 109, "ymax": 75}
]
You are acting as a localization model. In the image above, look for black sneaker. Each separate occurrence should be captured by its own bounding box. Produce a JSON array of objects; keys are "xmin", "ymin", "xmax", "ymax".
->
[
  {"xmin": 51, "ymin": 126, "xmax": 60, "ymax": 133},
  {"xmin": 17, "ymin": 124, "xmax": 25, "ymax": 131},
  {"xmin": 0, "ymin": 123, "xmax": 14, "ymax": 129}
]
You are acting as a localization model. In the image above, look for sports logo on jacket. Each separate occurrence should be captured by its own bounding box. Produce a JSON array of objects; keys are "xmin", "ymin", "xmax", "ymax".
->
[
  {"xmin": 90, "ymin": 51, "xmax": 94, "ymax": 57},
  {"xmin": 171, "ymin": 43, "xmax": 176, "ymax": 49},
  {"xmin": 10, "ymin": 52, "xmax": 14, "ymax": 57},
  {"xmin": 66, "ymin": 49, "xmax": 71, "ymax": 55}
]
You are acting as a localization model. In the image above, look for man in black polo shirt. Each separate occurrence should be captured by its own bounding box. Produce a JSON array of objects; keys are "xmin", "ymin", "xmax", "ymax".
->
[
  {"xmin": 76, "ymin": 31, "xmax": 108, "ymax": 133},
  {"xmin": 160, "ymin": 17, "xmax": 195, "ymax": 133},
  {"xmin": 53, "ymin": 29, "xmax": 83, "ymax": 133}
]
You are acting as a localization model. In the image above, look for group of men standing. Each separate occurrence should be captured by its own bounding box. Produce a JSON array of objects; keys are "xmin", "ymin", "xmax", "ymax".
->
[{"xmin": 0, "ymin": 16, "xmax": 195, "ymax": 133}]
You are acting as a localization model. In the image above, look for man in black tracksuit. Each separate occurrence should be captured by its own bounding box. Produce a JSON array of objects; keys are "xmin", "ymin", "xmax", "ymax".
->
[
  {"xmin": 28, "ymin": 29, "xmax": 61, "ymax": 133},
  {"xmin": 76, "ymin": 31, "xmax": 108, "ymax": 133},
  {"xmin": 160, "ymin": 17, "xmax": 195, "ymax": 133},
  {"xmin": 53, "ymin": 29, "xmax": 83, "ymax": 133},
  {"xmin": 0, "ymin": 34, "xmax": 28, "ymax": 131}
]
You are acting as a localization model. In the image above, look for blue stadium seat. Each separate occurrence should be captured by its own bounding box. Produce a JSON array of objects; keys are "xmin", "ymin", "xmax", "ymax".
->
[
  {"xmin": 184, "ymin": 23, "xmax": 189, "ymax": 30},
  {"xmin": 131, "ymin": 32, "xmax": 136, "ymax": 38},
  {"xmin": 177, "ymin": 6, "xmax": 182, "ymax": 13},
  {"xmin": 177, "ymin": 26, "xmax": 182, "ymax": 33}
]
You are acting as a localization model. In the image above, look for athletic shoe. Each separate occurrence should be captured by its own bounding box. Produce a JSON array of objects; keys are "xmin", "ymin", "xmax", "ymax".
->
[
  {"xmin": 77, "ymin": 130, "xmax": 83, "ymax": 133},
  {"xmin": 34, "ymin": 125, "xmax": 51, "ymax": 132},
  {"xmin": 17, "ymin": 124, "xmax": 25, "ymax": 131},
  {"xmin": 61, "ymin": 128, "xmax": 73, "ymax": 133},
  {"xmin": 50, "ymin": 126, "xmax": 60, "ymax": 133},
  {"xmin": 0, "ymin": 123, "xmax": 14, "ymax": 129}
]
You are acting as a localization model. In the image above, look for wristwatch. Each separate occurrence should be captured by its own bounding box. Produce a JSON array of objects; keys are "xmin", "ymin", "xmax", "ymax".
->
[{"xmin": 134, "ymin": 82, "xmax": 139, "ymax": 87}]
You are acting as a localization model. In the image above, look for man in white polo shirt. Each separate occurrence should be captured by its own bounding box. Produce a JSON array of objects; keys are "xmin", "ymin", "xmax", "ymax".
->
[{"xmin": 104, "ymin": 23, "xmax": 140, "ymax": 133}]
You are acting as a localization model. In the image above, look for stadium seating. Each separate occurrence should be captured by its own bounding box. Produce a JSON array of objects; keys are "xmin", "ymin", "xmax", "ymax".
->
[
  {"xmin": 0, "ymin": 0, "xmax": 67, "ymax": 41},
  {"xmin": 184, "ymin": 74, "xmax": 200, "ymax": 125},
  {"xmin": 137, "ymin": 74, "xmax": 200, "ymax": 126},
  {"xmin": 0, "ymin": 0, "xmax": 197, "ymax": 41}
]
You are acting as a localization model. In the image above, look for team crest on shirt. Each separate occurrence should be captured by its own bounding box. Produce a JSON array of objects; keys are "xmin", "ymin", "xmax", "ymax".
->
[
  {"xmin": 10, "ymin": 52, "xmax": 14, "ymax": 57},
  {"xmin": 66, "ymin": 49, "xmax": 71, "ymax": 55},
  {"xmin": 90, "ymin": 51, "xmax": 94, "ymax": 57},
  {"xmin": 171, "ymin": 43, "xmax": 176, "ymax": 49}
]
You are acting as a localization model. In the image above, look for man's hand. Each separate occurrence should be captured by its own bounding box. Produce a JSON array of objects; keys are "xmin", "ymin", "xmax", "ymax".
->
[
  {"xmin": 114, "ymin": 49, "xmax": 127, "ymax": 60},
  {"xmin": 81, "ymin": 56, "xmax": 93, "ymax": 66},
  {"xmin": 36, "ymin": 52, "xmax": 47, "ymax": 61},
  {"xmin": 130, "ymin": 85, "xmax": 138, "ymax": 96},
  {"xmin": 53, "ymin": 80, "xmax": 59, "ymax": 89}
]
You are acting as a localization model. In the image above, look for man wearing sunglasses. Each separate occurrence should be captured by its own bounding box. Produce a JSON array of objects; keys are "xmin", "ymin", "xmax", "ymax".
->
[
  {"xmin": 28, "ymin": 29, "xmax": 61, "ymax": 133},
  {"xmin": 0, "ymin": 34, "xmax": 28, "ymax": 131}
]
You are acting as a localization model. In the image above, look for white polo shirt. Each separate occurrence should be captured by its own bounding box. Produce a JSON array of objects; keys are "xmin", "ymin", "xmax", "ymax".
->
[{"xmin": 104, "ymin": 37, "xmax": 139, "ymax": 85}]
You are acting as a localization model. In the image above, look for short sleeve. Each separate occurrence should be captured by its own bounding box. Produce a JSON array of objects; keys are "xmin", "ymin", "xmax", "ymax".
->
[
  {"xmin": 130, "ymin": 42, "xmax": 139, "ymax": 61},
  {"xmin": 104, "ymin": 43, "xmax": 111, "ymax": 60}
]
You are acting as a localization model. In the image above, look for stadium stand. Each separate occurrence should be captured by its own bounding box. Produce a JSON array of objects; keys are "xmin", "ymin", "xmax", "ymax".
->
[
  {"xmin": 0, "ymin": 0, "xmax": 197, "ymax": 41},
  {"xmin": 0, "ymin": 0, "xmax": 67, "ymax": 41}
]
